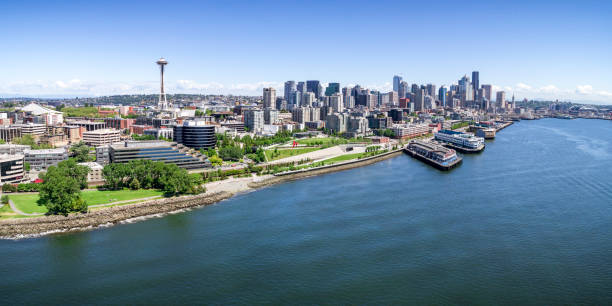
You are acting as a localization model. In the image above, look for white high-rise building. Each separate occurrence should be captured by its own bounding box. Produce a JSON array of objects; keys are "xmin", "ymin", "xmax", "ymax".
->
[{"xmin": 496, "ymin": 91, "xmax": 506, "ymax": 109}]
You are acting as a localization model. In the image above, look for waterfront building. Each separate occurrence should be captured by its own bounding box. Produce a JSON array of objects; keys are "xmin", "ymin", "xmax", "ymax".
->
[
  {"xmin": 391, "ymin": 123, "xmax": 430, "ymax": 139},
  {"xmin": 0, "ymin": 126, "xmax": 21, "ymax": 143},
  {"xmin": 108, "ymin": 141, "xmax": 207, "ymax": 170},
  {"xmin": 173, "ymin": 120, "xmax": 216, "ymax": 149},
  {"xmin": 263, "ymin": 87, "xmax": 276, "ymax": 109},
  {"xmin": 347, "ymin": 117, "xmax": 370, "ymax": 138},
  {"xmin": 82, "ymin": 129, "xmax": 121, "ymax": 147},
  {"xmin": 24, "ymin": 148, "xmax": 68, "ymax": 170},
  {"xmin": 434, "ymin": 130, "xmax": 485, "ymax": 150},
  {"xmin": 0, "ymin": 154, "xmax": 25, "ymax": 184}
]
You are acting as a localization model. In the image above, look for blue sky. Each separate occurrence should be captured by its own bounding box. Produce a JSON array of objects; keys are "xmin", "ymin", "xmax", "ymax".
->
[{"xmin": 1, "ymin": 0, "xmax": 611, "ymax": 103}]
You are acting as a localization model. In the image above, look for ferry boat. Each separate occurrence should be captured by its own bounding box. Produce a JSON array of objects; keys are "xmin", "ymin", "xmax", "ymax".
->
[
  {"xmin": 434, "ymin": 129, "xmax": 485, "ymax": 153},
  {"xmin": 403, "ymin": 140, "xmax": 462, "ymax": 170}
]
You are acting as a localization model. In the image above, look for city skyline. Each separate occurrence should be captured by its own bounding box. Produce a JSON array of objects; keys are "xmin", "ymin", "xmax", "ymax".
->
[{"xmin": 1, "ymin": 0, "xmax": 611, "ymax": 104}]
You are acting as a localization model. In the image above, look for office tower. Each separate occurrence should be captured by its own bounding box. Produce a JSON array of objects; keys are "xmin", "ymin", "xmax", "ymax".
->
[
  {"xmin": 302, "ymin": 92, "xmax": 315, "ymax": 107},
  {"xmin": 426, "ymin": 84, "xmax": 436, "ymax": 97},
  {"xmin": 496, "ymin": 91, "xmax": 506, "ymax": 109},
  {"xmin": 290, "ymin": 91, "xmax": 301, "ymax": 107},
  {"xmin": 297, "ymin": 81, "xmax": 306, "ymax": 93},
  {"xmin": 458, "ymin": 75, "xmax": 473, "ymax": 102},
  {"xmin": 438, "ymin": 86, "xmax": 447, "ymax": 108},
  {"xmin": 244, "ymin": 109, "xmax": 264, "ymax": 133},
  {"xmin": 393, "ymin": 75, "xmax": 403, "ymax": 92},
  {"xmin": 411, "ymin": 83, "xmax": 419, "ymax": 94},
  {"xmin": 173, "ymin": 120, "xmax": 216, "ymax": 149},
  {"xmin": 329, "ymin": 93, "xmax": 344, "ymax": 113},
  {"xmin": 399, "ymin": 81, "xmax": 409, "ymax": 98},
  {"xmin": 306, "ymin": 80, "xmax": 321, "ymax": 98},
  {"xmin": 471, "ymin": 71, "xmax": 479, "ymax": 93},
  {"xmin": 263, "ymin": 87, "xmax": 276, "ymax": 109},
  {"xmin": 481, "ymin": 84, "xmax": 492, "ymax": 102},
  {"xmin": 342, "ymin": 87, "xmax": 354, "ymax": 109},
  {"xmin": 414, "ymin": 89, "xmax": 425, "ymax": 111},
  {"xmin": 156, "ymin": 58, "xmax": 169, "ymax": 110},
  {"xmin": 325, "ymin": 83, "xmax": 340, "ymax": 96},
  {"xmin": 284, "ymin": 81, "xmax": 296, "ymax": 102}
]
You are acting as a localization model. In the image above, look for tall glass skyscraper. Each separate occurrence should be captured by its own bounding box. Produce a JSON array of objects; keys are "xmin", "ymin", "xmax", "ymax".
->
[{"xmin": 393, "ymin": 75, "xmax": 402, "ymax": 92}]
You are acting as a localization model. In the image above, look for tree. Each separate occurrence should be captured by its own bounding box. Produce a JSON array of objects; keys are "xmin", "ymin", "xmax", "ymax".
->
[
  {"xmin": 1, "ymin": 195, "xmax": 8, "ymax": 205},
  {"xmin": 38, "ymin": 161, "xmax": 90, "ymax": 215},
  {"xmin": 24, "ymin": 162, "xmax": 31, "ymax": 172},
  {"xmin": 209, "ymin": 155, "xmax": 223, "ymax": 167},
  {"xmin": 219, "ymin": 146, "xmax": 243, "ymax": 161},
  {"xmin": 129, "ymin": 177, "xmax": 141, "ymax": 190},
  {"xmin": 70, "ymin": 141, "xmax": 91, "ymax": 162}
]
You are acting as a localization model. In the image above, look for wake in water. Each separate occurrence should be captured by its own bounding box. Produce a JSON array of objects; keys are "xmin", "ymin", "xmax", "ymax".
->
[{"xmin": 537, "ymin": 125, "xmax": 610, "ymax": 159}]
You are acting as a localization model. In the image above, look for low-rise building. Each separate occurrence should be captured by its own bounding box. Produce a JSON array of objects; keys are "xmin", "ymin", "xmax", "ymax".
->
[
  {"xmin": 108, "ymin": 141, "xmax": 208, "ymax": 170},
  {"xmin": 78, "ymin": 162, "xmax": 104, "ymax": 183},
  {"xmin": 83, "ymin": 129, "xmax": 121, "ymax": 146},
  {"xmin": 0, "ymin": 154, "xmax": 26, "ymax": 184},
  {"xmin": 0, "ymin": 126, "xmax": 22, "ymax": 143},
  {"xmin": 24, "ymin": 148, "xmax": 68, "ymax": 170}
]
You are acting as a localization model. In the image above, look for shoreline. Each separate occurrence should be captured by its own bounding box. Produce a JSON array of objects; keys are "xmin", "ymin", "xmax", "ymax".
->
[{"xmin": 0, "ymin": 150, "xmax": 403, "ymax": 240}]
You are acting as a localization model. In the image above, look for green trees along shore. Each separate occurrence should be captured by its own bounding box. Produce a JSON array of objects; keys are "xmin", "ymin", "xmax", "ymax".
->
[{"xmin": 35, "ymin": 159, "xmax": 204, "ymax": 216}]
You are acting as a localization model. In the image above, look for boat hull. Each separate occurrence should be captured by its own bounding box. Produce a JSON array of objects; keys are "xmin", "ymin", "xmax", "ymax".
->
[
  {"xmin": 403, "ymin": 148, "xmax": 462, "ymax": 171},
  {"xmin": 441, "ymin": 142, "xmax": 485, "ymax": 154}
]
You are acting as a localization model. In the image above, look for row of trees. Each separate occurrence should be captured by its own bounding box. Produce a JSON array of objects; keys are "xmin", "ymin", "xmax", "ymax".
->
[{"xmin": 102, "ymin": 160, "xmax": 204, "ymax": 196}]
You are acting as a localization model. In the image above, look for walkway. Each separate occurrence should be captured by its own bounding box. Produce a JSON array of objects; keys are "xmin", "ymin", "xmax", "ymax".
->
[{"xmin": 8, "ymin": 199, "xmax": 43, "ymax": 216}]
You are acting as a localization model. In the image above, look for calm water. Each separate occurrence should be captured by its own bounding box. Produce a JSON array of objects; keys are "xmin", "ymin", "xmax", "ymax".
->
[{"xmin": 2, "ymin": 118, "xmax": 612, "ymax": 305}]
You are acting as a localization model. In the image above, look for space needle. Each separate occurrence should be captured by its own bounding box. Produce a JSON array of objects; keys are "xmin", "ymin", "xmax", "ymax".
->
[{"xmin": 156, "ymin": 57, "xmax": 169, "ymax": 110}]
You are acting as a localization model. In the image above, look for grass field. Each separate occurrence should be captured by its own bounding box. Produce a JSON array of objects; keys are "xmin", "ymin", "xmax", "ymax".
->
[
  {"xmin": 265, "ymin": 147, "xmax": 320, "ymax": 161},
  {"xmin": 322, "ymin": 152, "xmax": 366, "ymax": 164},
  {"xmin": 8, "ymin": 189, "xmax": 164, "ymax": 215}
]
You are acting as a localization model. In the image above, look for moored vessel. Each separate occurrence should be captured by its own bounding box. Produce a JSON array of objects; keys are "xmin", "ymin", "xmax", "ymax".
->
[
  {"xmin": 434, "ymin": 129, "xmax": 485, "ymax": 153},
  {"xmin": 403, "ymin": 140, "xmax": 462, "ymax": 170}
]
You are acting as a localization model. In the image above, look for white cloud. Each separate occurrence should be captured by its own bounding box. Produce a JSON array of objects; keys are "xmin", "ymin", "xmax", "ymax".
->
[
  {"xmin": 515, "ymin": 83, "xmax": 532, "ymax": 91},
  {"xmin": 576, "ymin": 85, "xmax": 593, "ymax": 94},
  {"xmin": 539, "ymin": 85, "xmax": 559, "ymax": 93}
]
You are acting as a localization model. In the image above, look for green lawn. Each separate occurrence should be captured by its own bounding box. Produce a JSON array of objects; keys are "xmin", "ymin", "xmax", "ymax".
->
[
  {"xmin": 322, "ymin": 152, "xmax": 366, "ymax": 164},
  {"xmin": 265, "ymin": 147, "xmax": 320, "ymax": 161},
  {"xmin": 296, "ymin": 137, "xmax": 338, "ymax": 145},
  {"xmin": 8, "ymin": 189, "xmax": 164, "ymax": 214}
]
